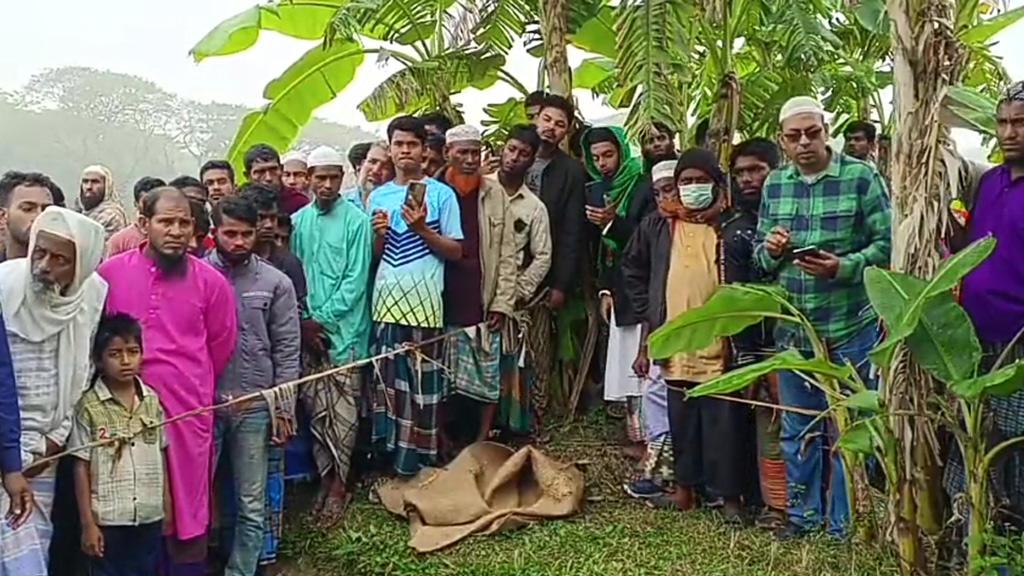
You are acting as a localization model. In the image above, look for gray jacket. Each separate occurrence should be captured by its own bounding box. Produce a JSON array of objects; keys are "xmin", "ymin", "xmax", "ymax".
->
[{"xmin": 207, "ymin": 252, "xmax": 301, "ymax": 405}]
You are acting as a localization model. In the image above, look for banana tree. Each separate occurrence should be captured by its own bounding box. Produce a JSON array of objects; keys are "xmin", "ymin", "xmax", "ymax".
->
[{"xmin": 191, "ymin": 0, "xmax": 531, "ymax": 173}]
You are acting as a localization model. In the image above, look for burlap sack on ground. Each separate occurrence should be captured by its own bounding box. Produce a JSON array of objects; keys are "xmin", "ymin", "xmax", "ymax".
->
[{"xmin": 376, "ymin": 442, "xmax": 585, "ymax": 552}]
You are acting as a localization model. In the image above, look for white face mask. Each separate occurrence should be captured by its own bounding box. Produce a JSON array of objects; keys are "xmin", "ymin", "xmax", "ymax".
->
[{"xmin": 678, "ymin": 183, "xmax": 714, "ymax": 210}]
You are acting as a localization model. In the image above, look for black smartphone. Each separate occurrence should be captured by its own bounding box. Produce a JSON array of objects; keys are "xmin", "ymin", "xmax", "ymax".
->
[
  {"xmin": 406, "ymin": 180, "xmax": 427, "ymax": 208},
  {"xmin": 585, "ymin": 180, "xmax": 608, "ymax": 209},
  {"xmin": 791, "ymin": 245, "xmax": 822, "ymax": 260}
]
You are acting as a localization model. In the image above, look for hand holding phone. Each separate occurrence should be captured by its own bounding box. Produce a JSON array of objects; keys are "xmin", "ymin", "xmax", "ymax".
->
[
  {"xmin": 405, "ymin": 181, "xmax": 427, "ymax": 209},
  {"xmin": 790, "ymin": 245, "xmax": 821, "ymax": 260}
]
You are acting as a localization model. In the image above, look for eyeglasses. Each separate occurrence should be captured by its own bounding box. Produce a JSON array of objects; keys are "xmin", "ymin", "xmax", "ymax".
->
[{"xmin": 782, "ymin": 126, "xmax": 824, "ymax": 144}]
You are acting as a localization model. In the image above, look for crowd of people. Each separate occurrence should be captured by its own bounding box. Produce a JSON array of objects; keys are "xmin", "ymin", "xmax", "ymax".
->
[{"xmin": 0, "ymin": 82, "xmax": 1021, "ymax": 576}]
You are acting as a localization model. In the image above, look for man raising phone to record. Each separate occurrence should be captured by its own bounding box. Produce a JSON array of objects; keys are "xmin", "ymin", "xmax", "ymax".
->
[
  {"xmin": 755, "ymin": 96, "xmax": 891, "ymax": 541},
  {"xmin": 367, "ymin": 115, "xmax": 463, "ymax": 476}
]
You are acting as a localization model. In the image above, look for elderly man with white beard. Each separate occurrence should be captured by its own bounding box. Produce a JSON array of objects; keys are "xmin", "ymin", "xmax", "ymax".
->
[{"xmin": 0, "ymin": 206, "xmax": 108, "ymax": 576}]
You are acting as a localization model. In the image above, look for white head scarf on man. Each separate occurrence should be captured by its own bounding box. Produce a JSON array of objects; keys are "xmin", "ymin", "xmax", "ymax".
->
[{"xmin": 0, "ymin": 206, "xmax": 109, "ymax": 431}]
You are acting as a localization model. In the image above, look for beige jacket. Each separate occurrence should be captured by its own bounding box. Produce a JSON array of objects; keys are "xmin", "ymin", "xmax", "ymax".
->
[
  {"xmin": 485, "ymin": 174, "xmax": 552, "ymax": 303},
  {"xmin": 477, "ymin": 177, "xmax": 518, "ymax": 317}
]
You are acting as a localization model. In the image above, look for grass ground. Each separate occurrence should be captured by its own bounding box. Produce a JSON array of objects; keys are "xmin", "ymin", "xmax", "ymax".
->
[{"xmin": 275, "ymin": 411, "xmax": 899, "ymax": 576}]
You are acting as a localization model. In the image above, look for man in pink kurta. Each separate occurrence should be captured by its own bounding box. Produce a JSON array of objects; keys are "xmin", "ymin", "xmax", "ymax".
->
[{"xmin": 97, "ymin": 187, "xmax": 237, "ymax": 568}]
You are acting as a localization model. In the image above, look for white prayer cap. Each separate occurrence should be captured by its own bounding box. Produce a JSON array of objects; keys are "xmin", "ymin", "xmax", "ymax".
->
[
  {"xmin": 445, "ymin": 124, "xmax": 482, "ymax": 145},
  {"xmin": 652, "ymin": 160, "xmax": 676, "ymax": 183},
  {"xmin": 779, "ymin": 96, "xmax": 825, "ymax": 123},
  {"xmin": 306, "ymin": 146, "xmax": 345, "ymax": 168},
  {"xmin": 281, "ymin": 151, "xmax": 307, "ymax": 166}
]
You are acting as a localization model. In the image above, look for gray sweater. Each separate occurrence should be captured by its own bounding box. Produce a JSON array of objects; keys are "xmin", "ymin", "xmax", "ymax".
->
[{"xmin": 206, "ymin": 252, "xmax": 301, "ymax": 405}]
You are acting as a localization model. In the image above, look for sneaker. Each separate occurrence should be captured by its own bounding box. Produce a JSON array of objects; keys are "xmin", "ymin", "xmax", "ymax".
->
[{"xmin": 623, "ymin": 478, "xmax": 665, "ymax": 500}]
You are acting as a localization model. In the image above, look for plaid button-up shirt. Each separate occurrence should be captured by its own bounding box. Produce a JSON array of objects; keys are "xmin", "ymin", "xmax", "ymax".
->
[
  {"xmin": 754, "ymin": 151, "xmax": 891, "ymax": 349},
  {"xmin": 69, "ymin": 378, "xmax": 166, "ymax": 526}
]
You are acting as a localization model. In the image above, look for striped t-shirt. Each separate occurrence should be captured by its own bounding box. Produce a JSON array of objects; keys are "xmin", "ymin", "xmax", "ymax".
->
[{"xmin": 367, "ymin": 178, "xmax": 463, "ymax": 329}]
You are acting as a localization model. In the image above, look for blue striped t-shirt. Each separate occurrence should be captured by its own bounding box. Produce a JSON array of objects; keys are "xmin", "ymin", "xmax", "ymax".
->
[{"xmin": 367, "ymin": 178, "xmax": 463, "ymax": 328}]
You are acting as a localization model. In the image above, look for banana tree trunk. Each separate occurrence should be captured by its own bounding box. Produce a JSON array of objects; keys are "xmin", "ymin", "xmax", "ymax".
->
[
  {"xmin": 539, "ymin": 0, "xmax": 571, "ymax": 96},
  {"xmin": 886, "ymin": 0, "xmax": 968, "ymax": 572}
]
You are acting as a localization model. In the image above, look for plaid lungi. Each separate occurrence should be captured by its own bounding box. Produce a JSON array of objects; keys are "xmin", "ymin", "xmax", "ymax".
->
[
  {"xmin": 0, "ymin": 468, "xmax": 56, "ymax": 576},
  {"xmin": 446, "ymin": 325, "xmax": 502, "ymax": 403},
  {"xmin": 299, "ymin": 350, "xmax": 360, "ymax": 482},
  {"xmin": 371, "ymin": 323, "xmax": 445, "ymax": 476},
  {"xmin": 945, "ymin": 340, "xmax": 1024, "ymax": 526}
]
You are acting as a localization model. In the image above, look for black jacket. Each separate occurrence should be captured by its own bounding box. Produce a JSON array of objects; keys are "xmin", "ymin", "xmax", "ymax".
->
[
  {"xmin": 538, "ymin": 149, "xmax": 587, "ymax": 294},
  {"xmin": 597, "ymin": 177, "xmax": 657, "ymax": 326},
  {"xmin": 621, "ymin": 209, "xmax": 772, "ymax": 353}
]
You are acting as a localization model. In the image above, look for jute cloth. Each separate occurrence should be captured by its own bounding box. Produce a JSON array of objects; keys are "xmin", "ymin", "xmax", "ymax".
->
[{"xmin": 376, "ymin": 442, "xmax": 584, "ymax": 552}]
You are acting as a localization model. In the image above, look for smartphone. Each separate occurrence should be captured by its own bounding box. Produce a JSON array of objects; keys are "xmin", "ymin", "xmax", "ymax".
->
[
  {"xmin": 791, "ymin": 246, "xmax": 822, "ymax": 260},
  {"xmin": 406, "ymin": 180, "xmax": 427, "ymax": 208},
  {"xmin": 585, "ymin": 180, "xmax": 608, "ymax": 209}
]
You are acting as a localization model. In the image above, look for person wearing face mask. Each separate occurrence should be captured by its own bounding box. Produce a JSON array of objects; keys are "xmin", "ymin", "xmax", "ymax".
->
[
  {"xmin": 580, "ymin": 126, "xmax": 654, "ymax": 458},
  {"xmin": 622, "ymin": 149, "xmax": 754, "ymax": 524}
]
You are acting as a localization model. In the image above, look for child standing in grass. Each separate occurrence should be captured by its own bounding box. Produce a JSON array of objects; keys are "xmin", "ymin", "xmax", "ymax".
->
[{"xmin": 68, "ymin": 313, "xmax": 170, "ymax": 576}]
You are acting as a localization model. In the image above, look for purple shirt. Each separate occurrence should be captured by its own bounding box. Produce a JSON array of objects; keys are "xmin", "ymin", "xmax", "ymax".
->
[{"xmin": 962, "ymin": 165, "xmax": 1024, "ymax": 344}]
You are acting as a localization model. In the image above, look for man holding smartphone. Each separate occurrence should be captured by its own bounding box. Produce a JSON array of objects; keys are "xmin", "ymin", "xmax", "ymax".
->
[
  {"xmin": 755, "ymin": 96, "xmax": 891, "ymax": 541},
  {"xmin": 367, "ymin": 116, "xmax": 463, "ymax": 476}
]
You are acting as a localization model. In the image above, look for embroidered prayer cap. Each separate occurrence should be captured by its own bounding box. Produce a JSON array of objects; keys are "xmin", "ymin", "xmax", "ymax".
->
[
  {"xmin": 281, "ymin": 151, "xmax": 307, "ymax": 166},
  {"xmin": 445, "ymin": 124, "xmax": 482, "ymax": 145},
  {"xmin": 652, "ymin": 160, "xmax": 676, "ymax": 183},
  {"xmin": 306, "ymin": 146, "xmax": 345, "ymax": 168},
  {"xmin": 1000, "ymin": 80, "xmax": 1024, "ymax": 104},
  {"xmin": 779, "ymin": 96, "xmax": 825, "ymax": 123}
]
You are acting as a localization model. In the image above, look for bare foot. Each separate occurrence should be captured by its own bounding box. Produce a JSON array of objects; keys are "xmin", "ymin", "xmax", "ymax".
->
[
  {"xmin": 311, "ymin": 483, "xmax": 329, "ymax": 518},
  {"xmin": 317, "ymin": 490, "xmax": 351, "ymax": 529},
  {"xmin": 621, "ymin": 443, "xmax": 646, "ymax": 461}
]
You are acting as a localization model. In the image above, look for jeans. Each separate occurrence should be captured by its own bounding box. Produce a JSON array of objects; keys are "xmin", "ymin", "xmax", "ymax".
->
[
  {"xmin": 89, "ymin": 522, "xmax": 162, "ymax": 576},
  {"xmin": 214, "ymin": 408, "xmax": 271, "ymax": 576},
  {"xmin": 778, "ymin": 322, "xmax": 879, "ymax": 537}
]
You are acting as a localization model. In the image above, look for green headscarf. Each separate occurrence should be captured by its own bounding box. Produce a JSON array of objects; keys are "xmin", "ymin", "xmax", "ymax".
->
[
  {"xmin": 582, "ymin": 126, "xmax": 644, "ymax": 255},
  {"xmin": 582, "ymin": 126, "xmax": 644, "ymax": 221}
]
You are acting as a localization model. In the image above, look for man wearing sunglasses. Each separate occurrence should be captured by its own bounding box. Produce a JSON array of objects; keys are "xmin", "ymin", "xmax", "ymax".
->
[{"xmin": 754, "ymin": 96, "xmax": 891, "ymax": 541}]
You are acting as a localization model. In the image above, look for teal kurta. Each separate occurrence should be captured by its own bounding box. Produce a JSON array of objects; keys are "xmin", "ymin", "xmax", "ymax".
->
[{"xmin": 291, "ymin": 199, "xmax": 374, "ymax": 363}]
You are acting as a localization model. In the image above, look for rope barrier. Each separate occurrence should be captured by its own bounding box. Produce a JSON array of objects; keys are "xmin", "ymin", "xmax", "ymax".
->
[{"xmin": 27, "ymin": 325, "xmax": 474, "ymax": 470}]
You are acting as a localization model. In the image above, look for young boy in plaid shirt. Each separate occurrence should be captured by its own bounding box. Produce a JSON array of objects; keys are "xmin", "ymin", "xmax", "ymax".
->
[{"xmin": 68, "ymin": 313, "xmax": 169, "ymax": 575}]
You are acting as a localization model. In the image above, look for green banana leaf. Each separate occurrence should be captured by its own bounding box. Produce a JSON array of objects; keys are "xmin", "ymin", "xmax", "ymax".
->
[
  {"xmin": 687, "ymin": 350, "xmax": 854, "ymax": 398},
  {"xmin": 941, "ymin": 85, "xmax": 998, "ymax": 137},
  {"xmin": 227, "ymin": 40, "xmax": 364, "ymax": 175},
  {"xmin": 837, "ymin": 419, "xmax": 876, "ymax": 456},
  {"xmin": 647, "ymin": 284, "xmax": 790, "ymax": 361},
  {"xmin": 867, "ymin": 237, "xmax": 996, "ymax": 368},
  {"xmin": 864, "ymin": 268, "xmax": 981, "ymax": 383},
  {"xmin": 190, "ymin": 1, "xmax": 344, "ymax": 62},
  {"xmin": 951, "ymin": 360, "xmax": 1024, "ymax": 400},
  {"xmin": 960, "ymin": 5, "xmax": 1024, "ymax": 45}
]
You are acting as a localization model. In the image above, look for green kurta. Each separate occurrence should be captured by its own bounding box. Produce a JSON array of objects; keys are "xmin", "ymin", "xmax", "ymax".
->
[{"xmin": 291, "ymin": 199, "xmax": 374, "ymax": 363}]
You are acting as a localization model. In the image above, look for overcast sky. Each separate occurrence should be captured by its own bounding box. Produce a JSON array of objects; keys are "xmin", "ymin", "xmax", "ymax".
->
[{"xmin": 2, "ymin": 0, "xmax": 1023, "ymax": 143}]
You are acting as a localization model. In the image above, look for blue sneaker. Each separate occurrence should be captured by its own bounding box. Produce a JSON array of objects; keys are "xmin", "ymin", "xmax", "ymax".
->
[{"xmin": 624, "ymin": 478, "xmax": 665, "ymax": 499}]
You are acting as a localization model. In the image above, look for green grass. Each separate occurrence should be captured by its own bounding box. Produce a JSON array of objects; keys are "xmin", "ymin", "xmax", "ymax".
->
[{"xmin": 276, "ymin": 412, "xmax": 900, "ymax": 576}]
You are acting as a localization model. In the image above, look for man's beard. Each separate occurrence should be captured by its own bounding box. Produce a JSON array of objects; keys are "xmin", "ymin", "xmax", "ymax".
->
[
  {"xmin": 644, "ymin": 150, "xmax": 678, "ymax": 166},
  {"xmin": 735, "ymin": 191, "xmax": 761, "ymax": 212},
  {"xmin": 153, "ymin": 249, "xmax": 188, "ymax": 276},
  {"xmin": 30, "ymin": 275, "xmax": 62, "ymax": 303}
]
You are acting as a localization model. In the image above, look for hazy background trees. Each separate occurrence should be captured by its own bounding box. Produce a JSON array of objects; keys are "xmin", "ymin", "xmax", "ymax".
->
[{"xmin": 1, "ymin": 66, "xmax": 375, "ymax": 214}]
